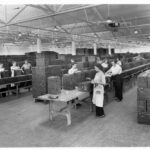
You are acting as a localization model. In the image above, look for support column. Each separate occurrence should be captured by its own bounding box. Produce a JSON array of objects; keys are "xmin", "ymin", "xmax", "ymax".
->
[
  {"xmin": 108, "ymin": 45, "xmax": 112, "ymax": 55},
  {"xmin": 72, "ymin": 41, "xmax": 76, "ymax": 55},
  {"xmin": 93, "ymin": 43, "xmax": 97, "ymax": 55},
  {"xmin": 4, "ymin": 44, "xmax": 8, "ymax": 55},
  {"xmin": 37, "ymin": 37, "xmax": 42, "ymax": 53}
]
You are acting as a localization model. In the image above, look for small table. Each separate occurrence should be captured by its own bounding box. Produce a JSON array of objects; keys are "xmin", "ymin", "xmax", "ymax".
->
[{"xmin": 38, "ymin": 89, "xmax": 90, "ymax": 126}]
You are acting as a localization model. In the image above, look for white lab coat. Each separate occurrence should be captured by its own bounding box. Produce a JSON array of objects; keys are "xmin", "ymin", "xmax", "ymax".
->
[{"xmin": 92, "ymin": 71, "xmax": 106, "ymax": 107}]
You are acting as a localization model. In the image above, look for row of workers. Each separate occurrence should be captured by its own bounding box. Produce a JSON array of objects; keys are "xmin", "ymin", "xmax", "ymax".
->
[
  {"xmin": 0, "ymin": 60, "xmax": 32, "ymax": 78},
  {"xmin": 68, "ymin": 58, "xmax": 123, "ymax": 118}
]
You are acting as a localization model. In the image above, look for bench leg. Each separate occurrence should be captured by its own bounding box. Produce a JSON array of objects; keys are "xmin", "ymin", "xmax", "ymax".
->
[
  {"xmin": 49, "ymin": 101, "xmax": 54, "ymax": 121},
  {"xmin": 66, "ymin": 111, "xmax": 71, "ymax": 126}
]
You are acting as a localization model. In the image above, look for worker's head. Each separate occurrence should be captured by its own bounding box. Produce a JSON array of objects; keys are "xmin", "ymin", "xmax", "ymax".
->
[
  {"xmin": 12, "ymin": 61, "xmax": 17, "ymax": 66},
  {"xmin": 104, "ymin": 58, "xmax": 108, "ymax": 63},
  {"xmin": 116, "ymin": 58, "xmax": 120, "ymax": 61},
  {"xmin": 96, "ymin": 57, "xmax": 100, "ymax": 61},
  {"xmin": 72, "ymin": 64, "xmax": 77, "ymax": 69},
  {"xmin": 24, "ymin": 60, "xmax": 28, "ymax": 64},
  {"xmin": 0, "ymin": 63, "xmax": 3, "ymax": 68},
  {"xmin": 71, "ymin": 59, "xmax": 75, "ymax": 63},
  {"xmin": 94, "ymin": 63, "xmax": 103, "ymax": 72},
  {"xmin": 111, "ymin": 60, "xmax": 117, "ymax": 66}
]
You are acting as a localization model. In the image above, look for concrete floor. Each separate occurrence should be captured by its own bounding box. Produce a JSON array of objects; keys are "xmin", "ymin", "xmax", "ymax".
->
[{"xmin": 0, "ymin": 87, "xmax": 150, "ymax": 147}]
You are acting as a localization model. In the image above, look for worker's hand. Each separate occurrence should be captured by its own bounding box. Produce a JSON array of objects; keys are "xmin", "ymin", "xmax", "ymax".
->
[
  {"xmin": 86, "ymin": 77, "xmax": 91, "ymax": 81},
  {"xmin": 91, "ymin": 80, "xmax": 94, "ymax": 84}
]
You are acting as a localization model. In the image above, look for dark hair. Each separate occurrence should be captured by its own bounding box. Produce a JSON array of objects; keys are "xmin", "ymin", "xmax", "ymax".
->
[{"xmin": 95, "ymin": 63, "xmax": 104, "ymax": 72}]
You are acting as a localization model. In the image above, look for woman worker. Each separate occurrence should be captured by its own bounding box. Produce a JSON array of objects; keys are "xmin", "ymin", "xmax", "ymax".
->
[
  {"xmin": 91, "ymin": 63, "xmax": 106, "ymax": 117},
  {"xmin": 11, "ymin": 61, "xmax": 21, "ymax": 77},
  {"xmin": 68, "ymin": 63, "xmax": 79, "ymax": 74}
]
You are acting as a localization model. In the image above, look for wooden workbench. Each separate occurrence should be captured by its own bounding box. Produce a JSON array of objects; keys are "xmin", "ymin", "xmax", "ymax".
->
[{"xmin": 37, "ymin": 89, "xmax": 90, "ymax": 126}]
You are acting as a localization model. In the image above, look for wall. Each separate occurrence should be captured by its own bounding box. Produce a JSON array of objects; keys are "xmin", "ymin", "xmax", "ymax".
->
[
  {"xmin": 0, "ymin": 42, "xmax": 31, "ymax": 55},
  {"xmin": 29, "ymin": 43, "xmax": 72, "ymax": 54},
  {"xmin": 0, "ymin": 42, "xmax": 72, "ymax": 55},
  {"xmin": 115, "ymin": 46, "xmax": 150, "ymax": 53}
]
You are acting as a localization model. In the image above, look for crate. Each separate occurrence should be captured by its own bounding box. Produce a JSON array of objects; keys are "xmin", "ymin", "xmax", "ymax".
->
[
  {"xmin": 62, "ymin": 74, "xmax": 75, "ymax": 90},
  {"xmin": 47, "ymin": 65, "xmax": 62, "ymax": 77},
  {"xmin": 82, "ymin": 56, "xmax": 88, "ymax": 62},
  {"xmin": 14, "ymin": 70, "xmax": 22, "ymax": 76},
  {"xmin": 74, "ymin": 72, "xmax": 82, "ymax": 86},
  {"xmin": 48, "ymin": 76, "xmax": 61, "ymax": 95},
  {"xmin": 83, "ymin": 62, "xmax": 89, "ymax": 68},
  {"xmin": 80, "ymin": 71, "xmax": 86, "ymax": 82},
  {"xmin": 137, "ymin": 100, "xmax": 146, "ymax": 112},
  {"xmin": 88, "ymin": 56, "xmax": 96, "ymax": 62},
  {"xmin": 36, "ymin": 51, "xmax": 58, "ymax": 67},
  {"xmin": 89, "ymin": 69, "xmax": 96, "ymax": 79},
  {"xmin": 138, "ymin": 112, "xmax": 150, "ymax": 125},
  {"xmin": 76, "ymin": 62, "xmax": 84, "ymax": 70},
  {"xmin": 78, "ymin": 81, "xmax": 92, "ymax": 92},
  {"xmin": 137, "ymin": 72, "xmax": 148, "ymax": 88},
  {"xmin": 137, "ymin": 88, "xmax": 150, "ymax": 101},
  {"xmin": 147, "ymin": 73, "xmax": 150, "ymax": 88},
  {"xmin": 89, "ymin": 62, "xmax": 95, "ymax": 69},
  {"xmin": 32, "ymin": 67, "xmax": 47, "ymax": 98}
]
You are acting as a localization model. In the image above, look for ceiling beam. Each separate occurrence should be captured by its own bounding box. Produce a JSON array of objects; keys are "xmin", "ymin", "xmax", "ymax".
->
[
  {"xmin": 0, "ymin": 4, "xmax": 99, "ymax": 28},
  {"xmin": 27, "ymin": 5, "xmax": 48, "ymax": 12},
  {"xmin": 37, "ymin": 6, "xmax": 70, "ymax": 35},
  {"xmin": 11, "ymin": 24, "xmax": 98, "ymax": 40},
  {"xmin": 56, "ymin": 5, "xmax": 64, "ymax": 12},
  {"xmin": 7, "ymin": 6, "xmax": 27, "ymax": 24},
  {"xmin": 44, "ymin": 5, "xmax": 55, "ymax": 13}
]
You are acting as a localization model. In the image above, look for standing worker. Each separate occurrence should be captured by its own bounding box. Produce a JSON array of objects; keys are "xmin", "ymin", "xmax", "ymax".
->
[
  {"xmin": 116, "ymin": 58, "xmax": 122, "ymax": 66},
  {"xmin": 106, "ymin": 60, "xmax": 123, "ymax": 102},
  {"xmin": 21, "ymin": 60, "xmax": 32, "ymax": 74},
  {"xmin": 101, "ymin": 58, "xmax": 109, "ymax": 72},
  {"xmin": 91, "ymin": 63, "xmax": 106, "ymax": 117}
]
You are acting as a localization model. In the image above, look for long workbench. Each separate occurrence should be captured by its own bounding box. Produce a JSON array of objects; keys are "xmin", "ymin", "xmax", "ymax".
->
[{"xmin": 37, "ymin": 89, "xmax": 90, "ymax": 126}]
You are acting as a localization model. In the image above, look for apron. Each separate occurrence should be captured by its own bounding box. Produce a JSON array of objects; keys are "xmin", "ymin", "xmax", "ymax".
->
[{"xmin": 92, "ymin": 72, "xmax": 105, "ymax": 107}]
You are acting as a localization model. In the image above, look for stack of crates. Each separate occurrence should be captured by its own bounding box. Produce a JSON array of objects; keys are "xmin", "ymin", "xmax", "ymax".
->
[
  {"xmin": 32, "ymin": 65, "xmax": 62, "ymax": 98},
  {"xmin": 137, "ymin": 70, "xmax": 150, "ymax": 124}
]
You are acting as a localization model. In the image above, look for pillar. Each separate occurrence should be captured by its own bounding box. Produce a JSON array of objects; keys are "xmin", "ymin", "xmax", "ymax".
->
[
  {"xmin": 108, "ymin": 45, "xmax": 112, "ymax": 55},
  {"xmin": 37, "ymin": 37, "xmax": 42, "ymax": 53},
  {"xmin": 4, "ymin": 44, "xmax": 8, "ymax": 56},
  {"xmin": 93, "ymin": 43, "xmax": 97, "ymax": 55},
  {"xmin": 72, "ymin": 41, "xmax": 76, "ymax": 55}
]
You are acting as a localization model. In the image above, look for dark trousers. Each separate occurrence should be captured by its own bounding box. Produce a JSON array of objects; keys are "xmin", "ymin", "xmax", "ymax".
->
[
  {"xmin": 96, "ymin": 106, "xmax": 104, "ymax": 116},
  {"xmin": 112, "ymin": 74, "xmax": 123, "ymax": 101}
]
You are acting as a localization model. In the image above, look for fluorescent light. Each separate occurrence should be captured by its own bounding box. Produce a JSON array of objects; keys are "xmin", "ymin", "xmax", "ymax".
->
[
  {"xmin": 106, "ymin": 19, "xmax": 113, "ymax": 23},
  {"xmin": 134, "ymin": 30, "xmax": 138, "ymax": 34}
]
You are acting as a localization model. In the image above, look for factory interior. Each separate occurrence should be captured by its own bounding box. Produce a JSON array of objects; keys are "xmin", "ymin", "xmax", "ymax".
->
[{"xmin": 1, "ymin": 3, "xmax": 150, "ymax": 147}]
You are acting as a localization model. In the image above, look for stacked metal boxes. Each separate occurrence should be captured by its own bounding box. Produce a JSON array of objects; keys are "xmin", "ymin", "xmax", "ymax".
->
[
  {"xmin": 32, "ymin": 65, "xmax": 62, "ymax": 98},
  {"xmin": 137, "ymin": 70, "xmax": 150, "ymax": 124},
  {"xmin": 48, "ymin": 76, "xmax": 61, "ymax": 95},
  {"xmin": 62, "ymin": 74, "xmax": 76, "ymax": 90}
]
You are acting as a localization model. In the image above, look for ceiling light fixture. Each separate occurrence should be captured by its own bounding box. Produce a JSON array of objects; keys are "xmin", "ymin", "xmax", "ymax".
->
[
  {"xmin": 106, "ymin": 18, "xmax": 113, "ymax": 24},
  {"xmin": 18, "ymin": 32, "xmax": 22, "ymax": 37},
  {"xmin": 54, "ymin": 26, "xmax": 58, "ymax": 31},
  {"xmin": 134, "ymin": 30, "xmax": 138, "ymax": 34}
]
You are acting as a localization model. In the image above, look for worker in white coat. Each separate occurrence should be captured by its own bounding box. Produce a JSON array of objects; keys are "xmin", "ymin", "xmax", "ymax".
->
[
  {"xmin": 91, "ymin": 63, "xmax": 106, "ymax": 117},
  {"xmin": 68, "ymin": 64, "xmax": 79, "ymax": 74},
  {"xmin": 11, "ymin": 61, "xmax": 20, "ymax": 77}
]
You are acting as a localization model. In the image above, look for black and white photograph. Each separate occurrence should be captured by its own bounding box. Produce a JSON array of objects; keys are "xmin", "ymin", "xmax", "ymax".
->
[{"xmin": 0, "ymin": 0, "xmax": 150, "ymax": 147}]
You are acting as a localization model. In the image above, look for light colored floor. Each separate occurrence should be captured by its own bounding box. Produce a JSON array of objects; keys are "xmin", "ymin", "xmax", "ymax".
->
[{"xmin": 0, "ymin": 87, "xmax": 150, "ymax": 147}]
